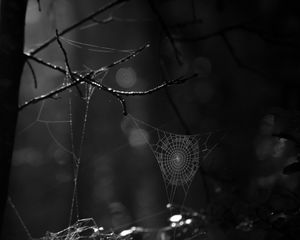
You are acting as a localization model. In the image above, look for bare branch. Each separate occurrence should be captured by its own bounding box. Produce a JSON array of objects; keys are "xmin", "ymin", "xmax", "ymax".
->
[
  {"xmin": 29, "ymin": 0, "xmax": 129, "ymax": 55},
  {"xmin": 25, "ymin": 60, "xmax": 38, "ymax": 88},
  {"xmin": 116, "ymin": 94, "xmax": 127, "ymax": 115},
  {"xmin": 19, "ymin": 57, "xmax": 197, "ymax": 111},
  {"xmin": 55, "ymin": 30, "xmax": 73, "ymax": 77},
  {"xmin": 26, "ymin": 53, "xmax": 66, "ymax": 73},
  {"xmin": 55, "ymin": 29, "xmax": 84, "ymax": 97},
  {"xmin": 94, "ymin": 43, "xmax": 150, "ymax": 75},
  {"xmin": 25, "ymin": 43, "xmax": 150, "ymax": 80},
  {"xmin": 18, "ymin": 73, "xmax": 89, "ymax": 111},
  {"xmin": 36, "ymin": 0, "xmax": 41, "ymax": 11},
  {"xmin": 22, "ymin": 43, "xmax": 197, "ymax": 112},
  {"xmin": 105, "ymin": 73, "xmax": 197, "ymax": 96}
]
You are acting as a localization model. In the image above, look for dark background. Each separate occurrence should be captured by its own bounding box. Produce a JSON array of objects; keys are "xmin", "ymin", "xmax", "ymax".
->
[{"xmin": 2, "ymin": 0, "xmax": 300, "ymax": 239}]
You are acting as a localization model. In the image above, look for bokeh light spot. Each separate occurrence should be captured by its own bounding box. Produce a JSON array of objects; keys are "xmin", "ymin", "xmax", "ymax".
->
[
  {"xmin": 128, "ymin": 128, "xmax": 149, "ymax": 147},
  {"xmin": 169, "ymin": 214, "xmax": 182, "ymax": 223},
  {"xmin": 53, "ymin": 148, "xmax": 69, "ymax": 165},
  {"xmin": 116, "ymin": 67, "xmax": 137, "ymax": 88},
  {"xmin": 120, "ymin": 117, "xmax": 132, "ymax": 134},
  {"xmin": 12, "ymin": 147, "xmax": 43, "ymax": 167}
]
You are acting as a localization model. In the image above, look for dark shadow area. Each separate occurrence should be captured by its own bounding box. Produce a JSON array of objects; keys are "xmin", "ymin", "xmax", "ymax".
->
[{"xmin": 1, "ymin": 0, "xmax": 300, "ymax": 239}]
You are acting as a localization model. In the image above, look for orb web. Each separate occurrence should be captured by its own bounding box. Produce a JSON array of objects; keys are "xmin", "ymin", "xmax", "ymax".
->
[
  {"xmin": 154, "ymin": 134, "xmax": 199, "ymax": 188},
  {"xmin": 9, "ymin": 35, "xmax": 155, "ymax": 239},
  {"xmin": 7, "ymin": 10, "xmax": 218, "ymax": 239},
  {"xmin": 127, "ymin": 114, "xmax": 224, "ymax": 205}
]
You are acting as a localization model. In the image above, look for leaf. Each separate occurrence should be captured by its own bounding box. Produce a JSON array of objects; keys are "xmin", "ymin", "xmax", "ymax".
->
[{"xmin": 283, "ymin": 162, "xmax": 300, "ymax": 175}]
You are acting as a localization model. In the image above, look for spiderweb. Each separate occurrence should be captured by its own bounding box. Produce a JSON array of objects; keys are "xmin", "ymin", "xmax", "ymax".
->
[
  {"xmin": 6, "ymin": 30, "xmax": 213, "ymax": 240},
  {"xmin": 9, "ymin": 59, "xmax": 106, "ymax": 239},
  {"xmin": 60, "ymin": 37, "xmax": 136, "ymax": 54},
  {"xmin": 8, "ymin": 34, "xmax": 166, "ymax": 240},
  {"xmin": 127, "ymin": 114, "xmax": 225, "ymax": 206}
]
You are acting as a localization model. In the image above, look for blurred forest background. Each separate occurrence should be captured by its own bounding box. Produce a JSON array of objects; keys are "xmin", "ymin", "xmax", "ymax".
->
[{"xmin": 1, "ymin": 0, "xmax": 300, "ymax": 239}]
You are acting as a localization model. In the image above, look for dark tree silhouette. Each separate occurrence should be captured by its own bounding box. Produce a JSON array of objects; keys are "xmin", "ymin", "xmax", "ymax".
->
[
  {"xmin": 1, "ymin": 1, "xmax": 300, "ymax": 240},
  {"xmin": 0, "ymin": 0, "xmax": 28, "ymax": 227}
]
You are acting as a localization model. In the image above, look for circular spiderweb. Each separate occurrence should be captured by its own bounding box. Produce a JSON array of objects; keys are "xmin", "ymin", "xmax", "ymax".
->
[
  {"xmin": 155, "ymin": 135, "xmax": 199, "ymax": 186},
  {"xmin": 127, "ymin": 114, "xmax": 225, "ymax": 204}
]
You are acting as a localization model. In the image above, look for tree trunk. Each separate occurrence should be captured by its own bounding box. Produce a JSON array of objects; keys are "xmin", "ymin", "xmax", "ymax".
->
[{"xmin": 0, "ymin": 0, "xmax": 28, "ymax": 228}]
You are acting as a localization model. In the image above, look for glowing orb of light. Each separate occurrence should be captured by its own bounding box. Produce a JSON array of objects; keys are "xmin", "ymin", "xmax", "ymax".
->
[
  {"xmin": 169, "ymin": 214, "xmax": 183, "ymax": 223},
  {"xmin": 116, "ymin": 67, "xmax": 137, "ymax": 89},
  {"xmin": 128, "ymin": 128, "xmax": 149, "ymax": 147}
]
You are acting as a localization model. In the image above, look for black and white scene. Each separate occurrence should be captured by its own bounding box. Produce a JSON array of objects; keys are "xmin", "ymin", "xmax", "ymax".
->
[{"xmin": 1, "ymin": 0, "xmax": 300, "ymax": 239}]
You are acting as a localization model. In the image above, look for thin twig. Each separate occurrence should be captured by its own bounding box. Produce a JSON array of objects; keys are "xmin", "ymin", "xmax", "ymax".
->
[
  {"xmin": 55, "ymin": 29, "xmax": 84, "ymax": 98},
  {"xmin": 25, "ymin": 43, "xmax": 149, "ymax": 82},
  {"xmin": 116, "ymin": 94, "xmax": 127, "ymax": 115},
  {"xmin": 94, "ymin": 43, "xmax": 150, "ymax": 75},
  {"xmin": 36, "ymin": 0, "xmax": 41, "ymax": 11},
  {"xmin": 18, "ymin": 72, "xmax": 90, "ymax": 111},
  {"xmin": 25, "ymin": 53, "xmax": 66, "ymax": 73},
  {"xmin": 55, "ymin": 30, "xmax": 73, "ymax": 77},
  {"xmin": 19, "ymin": 70, "xmax": 197, "ymax": 111},
  {"xmin": 22, "ymin": 44, "xmax": 197, "ymax": 112},
  {"xmin": 25, "ymin": 60, "xmax": 38, "ymax": 89},
  {"xmin": 147, "ymin": 0, "xmax": 182, "ymax": 65},
  {"xmin": 29, "ymin": 0, "xmax": 129, "ymax": 55}
]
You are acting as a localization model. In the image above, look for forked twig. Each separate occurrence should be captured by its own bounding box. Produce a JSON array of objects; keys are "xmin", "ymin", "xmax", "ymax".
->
[
  {"xmin": 55, "ymin": 29, "xmax": 84, "ymax": 98},
  {"xmin": 22, "ymin": 42, "xmax": 198, "ymax": 114}
]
